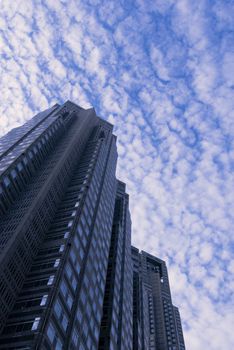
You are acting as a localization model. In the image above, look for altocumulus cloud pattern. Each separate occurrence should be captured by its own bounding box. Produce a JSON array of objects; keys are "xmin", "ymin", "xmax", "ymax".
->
[{"xmin": 0, "ymin": 0, "xmax": 234, "ymax": 349}]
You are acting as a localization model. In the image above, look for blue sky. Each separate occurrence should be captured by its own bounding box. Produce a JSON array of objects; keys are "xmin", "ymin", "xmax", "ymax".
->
[{"xmin": 0, "ymin": 0, "xmax": 234, "ymax": 348}]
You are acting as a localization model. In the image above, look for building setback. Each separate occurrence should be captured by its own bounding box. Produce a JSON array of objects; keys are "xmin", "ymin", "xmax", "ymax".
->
[
  {"xmin": 98, "ymin": 181, "xmax": 132, "ymax": 350},
  {"xmin": 0, "ymin": 101, "xmax": 185, "ymax": 349}
]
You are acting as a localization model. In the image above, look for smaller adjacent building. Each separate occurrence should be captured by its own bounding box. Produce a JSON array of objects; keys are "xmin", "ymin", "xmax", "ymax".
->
[{"xmin": 132, "ymin": 247, "xmax": 186, "ymax": 350}]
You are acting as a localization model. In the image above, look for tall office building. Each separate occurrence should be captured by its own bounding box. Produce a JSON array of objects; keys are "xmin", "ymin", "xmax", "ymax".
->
[
  {"xmin": 131, "ymin": 247, "xmax": 186, "ymax": 350},
  {"xmin": 0, "ymin": 101, "xmax": 185, "ymax": 350},
  {"xmin": 0, "ymin": 101, "xmax": 119, "ymax": 349}
]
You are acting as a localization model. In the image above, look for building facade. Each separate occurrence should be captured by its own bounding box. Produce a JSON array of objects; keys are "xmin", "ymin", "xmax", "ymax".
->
[
  {"xmin": 131, "ymin": 247, "xmax": 186, "ymax": 350},
  {"xmin": 98, "ymin": 181, "xmax": 132, "ymax": 350},
  {"xmin": 0, "ymin": 101, "xmax": 119, "ymax": 349},
  {"xmin": 0, "ymin": 101, "xmax": 185, "ymax": 350}
]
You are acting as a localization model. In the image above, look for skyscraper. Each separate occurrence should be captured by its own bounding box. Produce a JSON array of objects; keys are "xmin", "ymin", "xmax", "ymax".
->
[
  {"xmin": 0, "ymin": 101, "xmax": 185, "ymax": 350},
  {"xmin": 0, "ymin": 101, "xmax": 118, "ymax": 349},
  {"xmin": 131, "ymin": 247, "xmax": 186, "ymax": 350}
]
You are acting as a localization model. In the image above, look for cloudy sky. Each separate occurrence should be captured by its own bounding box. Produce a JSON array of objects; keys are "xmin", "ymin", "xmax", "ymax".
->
[{"xmin": 0, "ymin": 0, "xmax": 234, "ymax": 348}]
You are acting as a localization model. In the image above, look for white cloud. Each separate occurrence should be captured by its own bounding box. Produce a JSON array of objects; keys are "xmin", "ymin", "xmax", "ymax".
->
[
  {"xmin": 222, "ymin": 52, "xmax": 234, "ymax": 86},
  {"xmin": 199, "ymin": 243, "xmax": 213, "ymax": 264}
]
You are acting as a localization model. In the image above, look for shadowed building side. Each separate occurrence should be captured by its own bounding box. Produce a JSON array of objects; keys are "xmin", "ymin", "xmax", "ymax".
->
[
  {"xmin": 131, "ymin": 248, "xmax": 186, "ymax": 350},
  {"xmin": 98, "ymin": 181, "xmax": 132, "ymax": 350},
  {"xmin": 0, "ymin": 101, "xmax": 119, "ymax": 349}
]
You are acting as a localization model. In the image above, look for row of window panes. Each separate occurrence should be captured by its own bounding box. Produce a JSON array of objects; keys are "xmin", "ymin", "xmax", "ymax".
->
[
  {"xmin": 2, "ymin": 317, "xmax": 40, "ymax": 335},
  {"xmin": 13, "ymin": 294, "xmax": 48, "ymax": 310},
  {"xmin": 0, "ymin": 123, "xmax": 61, "ymax": 210},
  {"xmin": 47, "ymin": 322, "xmax": 63, "ymax": 350},
  {"xmin": 0, "ymin": 117, "xmax": 61, "ymax": 177},
  {"xmin": 65, "ymin": 263, "xmax": 78, "ymax": 291},
  {"xmin": 54, "ymin": 298, "xmax": 69, "ymax": 332},
  {"xmin": 60, "ymin": 279, "xmax": 74, "ymax": 310}
]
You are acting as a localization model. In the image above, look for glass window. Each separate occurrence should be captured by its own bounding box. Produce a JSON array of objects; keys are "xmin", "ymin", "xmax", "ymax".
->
[
  {"xmin": 31, "ymin": 317, "xmax": 40, "ymax": 331},
  {"xmin": 61, "ymin": 313, "xmax": 68, "ymax": 331},
  {"xmin": 74, "ymin": 236, "xmax": 79, "ymax": 249},
  {"xmin": 84, "ymin": 206, "xmax": 89, "ymax": 217},
  {"xmin": 80, "ymin": 289, "xmax": 86, "ymax": 305},
  {"xmin": 65, "ymin": 264, "xmax": 72, "ymax": 279},
  {"xmin": 55, "ymin": 338, "xmax": 63, "ymax": 350},
  {"xmin": 47, "ymin": 323, "xmax": 55, "ymax": 343},
  {"xmin": 81, "ymin": 215, "xmax": 86, "ymax": 227},
  {"xmin": 64, "ymin": 232, "xmax": 69, "ymax": 239},
  {"xmin": 67, "ymin": 294, "xmax": 73, "ymax": 310},
  {"xmin": 40, "ymin": 295, "xmax": 48, "ymax": 306},
  {"xmin": 77, "ymin": 309, "xmax": 82, "ymax": 323},
  {"xmin": 77, "ymin": 225, "xmax": 83, "ymax": 237},
  {"xmin": 54, "ymin": 298, "xmax": 69, "ymax": 332},
  {"xmin": 3, "ymin": 176, "xmax": 10, "ymax": 187},
  {"xmin": 11, "ymin": 169, "xmax": 17, "ymax": 178},
  {"xmin": 54, "ymin": 259, "xmax": 60, "ymax": 267},
  {"xmin": 54, "ymin": 300, "xmax": 62, "ymax": 318},
  {"xmin": 86, "ymin": 303, "xmax": 91, "ymax": 318},
  {"xmin": 60, "ymin": 280, "xmax": 68, "ymax": 296},
  {"xmin": 72, "ymin": 328, "xmax": 79, "ymax": 346},
  {"xmin": 68, "ymin": 221, "xmax": 73, "ymax": 228},
  {"xmin": 83, "ymin": 320, "xmax": 88, "ymax": 337},
  {"xmin": 71, "ymin": 278, "xmax": 77, "ymax": 291},
  {"xmin": 94, "ymin": 325, "xmax": 99, "ymax": 340},
  {"xmin": 86, "ymin": 337, "xmax": 92, "ymax": 349},
  {"xmin": 48, "ymin": 275, "xmax": 54, "ymax": 285},
  {"xmin": 79, "ymin": 247, "xmax": 84, "ymax": 260},
  {"xmin": 82, "ymin": 235, "xmax": 87, "ymax": 248},
  {"xmin": 59, "ymin": 245, "xmax": 65, "ymax": 253},
  {"xmin": 60, "ymin": 279, "xmax": 73, "ymax": 309},
  {"xmin": 70, "ymin": 249, "xmax": 76, "ymax": 263},
  {"xmin": 87, "ymin": 216, "xmax": 92, "ymax": 227},
  {"xmin": 84, "ymin": 275, "xmax": 89, "ymax": 289},
  {"xmin": 79, "ymin": 340, "xmax": 85, "ymax": 350},
  {"xmin": 75, "ymin": 260, "xmax": 81, "ymax": 275}
]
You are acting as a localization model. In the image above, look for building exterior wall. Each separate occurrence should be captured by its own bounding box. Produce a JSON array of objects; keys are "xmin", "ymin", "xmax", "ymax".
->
[
  {"xmin": 99, "ymin": 181, "xmax": 132, "ymax": 350},
  {"xmin": 0, "ymin": 102, "xmax": 119, "ymax": 349},
  {"xmin": 0, "ymin": 102, "xmax": 94, "ymax": 335}
]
